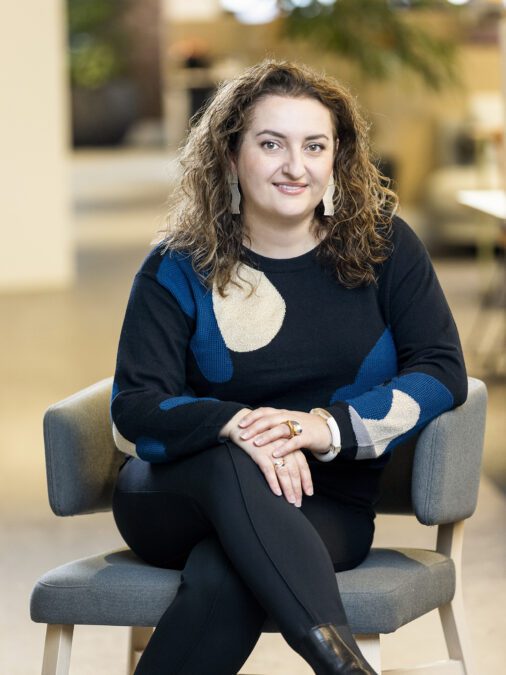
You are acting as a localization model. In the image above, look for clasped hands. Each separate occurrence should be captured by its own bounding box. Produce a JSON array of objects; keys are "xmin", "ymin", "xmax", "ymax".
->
[{"xmin": 222, "ymin": 407, "xmax": 332, "ymax": 508}]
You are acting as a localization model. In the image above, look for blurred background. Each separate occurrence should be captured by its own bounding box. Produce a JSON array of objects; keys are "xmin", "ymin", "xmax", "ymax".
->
[{"xmin": 0, "ymin": 1, "xmax": 504, "ymax": 673}]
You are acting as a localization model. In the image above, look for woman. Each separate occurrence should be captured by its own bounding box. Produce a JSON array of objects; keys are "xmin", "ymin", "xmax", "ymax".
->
[{"xmin": 111, "ymin": 60, "xmax": 467, "ymax": 675}]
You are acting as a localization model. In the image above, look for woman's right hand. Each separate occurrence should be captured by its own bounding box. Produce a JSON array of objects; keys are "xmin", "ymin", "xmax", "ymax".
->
[{"xmin": 221, "ymin": 409, "xmax": 314, "ymax": 507}]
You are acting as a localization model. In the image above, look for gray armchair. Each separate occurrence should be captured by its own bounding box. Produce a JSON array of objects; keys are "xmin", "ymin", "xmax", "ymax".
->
[{"xmin": 30, "ymin": 377, "xmax": 487, "ymax": 675}]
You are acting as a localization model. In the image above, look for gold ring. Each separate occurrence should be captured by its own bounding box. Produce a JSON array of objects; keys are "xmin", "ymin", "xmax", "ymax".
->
[{"xmin": 284, "ymin": 420, "xmax": 302, "ymax": 438}]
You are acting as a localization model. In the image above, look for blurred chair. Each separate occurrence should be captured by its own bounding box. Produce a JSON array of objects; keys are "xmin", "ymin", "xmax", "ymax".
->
[{"xmin": 30, "ymin": 377, "xmax": 486, "ymax": 675}]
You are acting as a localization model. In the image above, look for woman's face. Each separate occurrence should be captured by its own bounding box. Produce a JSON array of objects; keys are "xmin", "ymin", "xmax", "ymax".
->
[{"xmin": 232, "ymin": 95, "xmax": 336, "ymax": 227}]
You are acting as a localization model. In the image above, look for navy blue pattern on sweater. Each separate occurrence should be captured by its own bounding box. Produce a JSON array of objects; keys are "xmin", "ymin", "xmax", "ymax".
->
[{"xmin": 111, "ymin": 216, "xmax": 467, "ymax": 468}]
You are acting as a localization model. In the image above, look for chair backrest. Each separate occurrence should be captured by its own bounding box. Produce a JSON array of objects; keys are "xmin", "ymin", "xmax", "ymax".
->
[
  {"xmin": 43, "ymin": 378, "xmax": 121, "ymax": 516},
  {"xmin": 378, "ymin": 377, "xmax": 486, "ymax": 524},
  {"xmin": 43, "ymin": 377, "xmax": 487, "ymax": 524}
]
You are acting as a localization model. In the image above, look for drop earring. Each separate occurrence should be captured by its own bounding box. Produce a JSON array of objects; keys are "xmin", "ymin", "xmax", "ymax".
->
[
  {"xmin": 229, "ymin": 175, "xmax": 241, "ymax": 215},
  {"xmin": 323, "ymin": 179, "xmax": 335, "ymax": 217}
]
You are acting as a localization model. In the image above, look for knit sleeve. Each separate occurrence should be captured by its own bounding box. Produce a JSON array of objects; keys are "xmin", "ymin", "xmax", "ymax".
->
[
  {"xmin": 325, "ymin": 217, "xmax": 468, "ymax": 461},
  {"xmin": 111, "ymin": 249, "xmax": 249, "ymax": 463}
]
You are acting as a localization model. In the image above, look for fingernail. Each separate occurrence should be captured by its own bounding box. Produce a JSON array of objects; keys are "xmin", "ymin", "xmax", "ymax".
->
[
  {"xmin": 307, "ymin": 488, "xmax": 314, "ymax": 496},
  {"xmin": 240, "ymin": 432, "xmax": 249, "ymax": 439},
  {"xmin": 239, "ymin": 418, "xmax": 247, "ymax": 426},
  {"xmin": 275, "ymin": 489, "xmax": 282, "ymax": 496},
  {"xmin": 272, "ymin": 451, "xmax": 279, "ymax": 457}
]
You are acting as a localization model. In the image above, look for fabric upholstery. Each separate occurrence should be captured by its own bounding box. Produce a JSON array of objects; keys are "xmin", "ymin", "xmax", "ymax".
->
[
  {"xmin": 412, "ymin": 377, "xmax": 486, "ymax": 525},
  {"xmin": 30, "ymin": 546, "xmax": 455, "ymax": 635},
  {"xmin": 43, "ymin": 377, "xmax": 120, "ymax": 516}
]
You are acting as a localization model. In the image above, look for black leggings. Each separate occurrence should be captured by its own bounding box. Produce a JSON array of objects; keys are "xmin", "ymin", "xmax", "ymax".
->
[{"xmin": 112, "ymin": 440, "xmax": 375, "ymax": 675}]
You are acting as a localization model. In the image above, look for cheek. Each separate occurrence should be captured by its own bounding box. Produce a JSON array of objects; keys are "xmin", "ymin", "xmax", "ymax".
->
[
  {"xmin": 322, "ymin": 158, "xmax": 335, "ymax": 179},
  {"xmin": 316, "ymin": 165, "xmax": 334, "ymax": 189},
  {"xmin": 238, "ymin": 157, "xmax": 274, "ymax": 191}
]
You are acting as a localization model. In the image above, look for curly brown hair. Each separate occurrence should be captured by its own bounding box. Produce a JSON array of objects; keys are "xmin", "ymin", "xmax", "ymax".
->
[{"xmin": 160, "ymin": 59, "xmax": 398, "ymax": 295}]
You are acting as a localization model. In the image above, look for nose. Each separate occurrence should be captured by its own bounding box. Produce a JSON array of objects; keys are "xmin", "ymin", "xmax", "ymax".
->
[{"xmin": 282, "ymin": 149, "xmax": 305, "ymax": 179}]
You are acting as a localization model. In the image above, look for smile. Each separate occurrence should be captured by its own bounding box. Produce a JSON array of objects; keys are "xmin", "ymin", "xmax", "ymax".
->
[{"xmin": 273, "ymin": 183, "xmax": 308, "ymax": 195}]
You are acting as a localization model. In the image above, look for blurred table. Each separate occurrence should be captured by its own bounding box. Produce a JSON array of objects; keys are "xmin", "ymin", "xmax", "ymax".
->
[
  {"xmin": 457, "ymin": 190, "xmax": 505, "ymax": 376},
  {"xmin": 457, "ymin": 189, "xmax": 506, "ymax": 220}
]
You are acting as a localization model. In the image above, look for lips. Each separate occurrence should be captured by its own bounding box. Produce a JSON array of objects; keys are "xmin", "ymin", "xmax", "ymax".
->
[{"xmin": 273, "ymin": 182, "xmax": 308, "ymax": 194}]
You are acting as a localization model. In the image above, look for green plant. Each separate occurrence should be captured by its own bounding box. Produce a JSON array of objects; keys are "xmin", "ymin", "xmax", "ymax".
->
[
  {"xmin": 281, "ymin": 0, "xmax": 462, "ymax": 91},
  {"xmin": 68, "ymin": 0, "xmax": 129, "ymax": 89}
]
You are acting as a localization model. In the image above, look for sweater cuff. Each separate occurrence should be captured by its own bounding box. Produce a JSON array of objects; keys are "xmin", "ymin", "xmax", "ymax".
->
[{"xmin": 325, "ymin": 401, "xmax": 358, "ymax": 460}]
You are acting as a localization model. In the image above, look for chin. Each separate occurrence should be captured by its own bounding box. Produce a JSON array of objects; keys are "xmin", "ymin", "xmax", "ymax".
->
[
  {"xmin": 270, "ymin": 202, "xmax": 312, "ymax": 217},
  {"xmin": 272, "ymin": 211, "xmax": 308, "ymax": 223}
]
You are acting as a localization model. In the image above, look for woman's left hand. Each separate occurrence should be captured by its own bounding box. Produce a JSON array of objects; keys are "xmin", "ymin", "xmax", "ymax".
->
[{"xmin": 237, "ymin": 407, "xmax": 332, "ymax": 458}]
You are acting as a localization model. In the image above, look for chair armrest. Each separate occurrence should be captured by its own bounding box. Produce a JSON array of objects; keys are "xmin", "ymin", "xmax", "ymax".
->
[
  {"xmin": 412, "ymin": 377, "xmax": 487, "ymax": 525},
  {"xmin": 43, "ymin": 377, "xmax": 124, "ymax": 516}
]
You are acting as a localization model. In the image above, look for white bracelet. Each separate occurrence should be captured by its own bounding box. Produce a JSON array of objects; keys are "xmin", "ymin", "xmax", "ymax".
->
[
  {"xmin": 313, "ymin": 447, "xmax": 339, "ymax": 462},
  {"xmin": 309, "ymin": 408, "xmax": 341, "ymax": 463}
]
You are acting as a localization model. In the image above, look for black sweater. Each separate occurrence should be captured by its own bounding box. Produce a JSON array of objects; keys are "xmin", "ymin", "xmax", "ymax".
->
[{"xmin": 111, "ymin": 216, "xmax": 467, "ymax": 495}]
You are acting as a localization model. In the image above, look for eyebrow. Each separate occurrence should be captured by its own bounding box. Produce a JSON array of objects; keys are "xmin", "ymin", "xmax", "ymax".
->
[{"xmin": 255, "ymin": 129, "xmax": 330, "ymax": 141}]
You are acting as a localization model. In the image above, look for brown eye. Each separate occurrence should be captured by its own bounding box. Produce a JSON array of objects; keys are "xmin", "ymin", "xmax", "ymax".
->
[{"xmin": 261, "ymin": 141, "xmax": 280, "ymax": 150}]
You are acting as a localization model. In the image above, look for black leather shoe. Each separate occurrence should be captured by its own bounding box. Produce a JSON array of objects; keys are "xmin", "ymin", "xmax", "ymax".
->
[{"xmin": 299, "ymin": 624, "xmax": 378, "ymax": 674}]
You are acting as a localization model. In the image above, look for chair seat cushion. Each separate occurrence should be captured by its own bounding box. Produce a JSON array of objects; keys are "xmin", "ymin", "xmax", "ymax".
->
[
  {"xmin": 30, "ymin": 546, "xmax": 455, "ymax": 634},
  {"xmin": 342, "ymin": 547, "xmax": 455, "ymax": 633}
]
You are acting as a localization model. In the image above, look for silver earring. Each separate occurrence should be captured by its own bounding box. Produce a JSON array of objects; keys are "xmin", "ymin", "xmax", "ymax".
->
[
  {"xmin": 323, "ymin": 179, "xmax": 335, "ymax": 217},
  {"xmin": 229, "ymin": 177, "xmax": 241, "ymax": 215}
]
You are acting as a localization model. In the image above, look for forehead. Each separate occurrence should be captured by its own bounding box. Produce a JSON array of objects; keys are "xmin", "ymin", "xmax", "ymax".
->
[{"xmin": 245, "ymin": 95, "xmax": 334, "ymax": 136}]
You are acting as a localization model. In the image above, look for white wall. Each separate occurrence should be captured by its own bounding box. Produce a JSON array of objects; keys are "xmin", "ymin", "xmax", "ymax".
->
[
  {"xmin": 162, "ymin": 0, "xmax": 220, "ymax": 21},
  {"xmin": 0, "ymin": 0, "xmax": 74, "ymax": 291}
]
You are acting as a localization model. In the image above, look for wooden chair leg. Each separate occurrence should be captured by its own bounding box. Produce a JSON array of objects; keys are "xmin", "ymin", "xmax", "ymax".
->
[
  {"xmin": 437, "ymin": 521, "xmax": 475, "ymax": 675},
  {"xmin": 128, "ymin": 626, "xmax": 153, "ymax": 675},
  {"xmin": 41, "ymin": 624, "xmax": 74, "ymax": 675},
  {"xmin": 439, "ymin": 595, "xmax": 475, "ymax": 675},
  {"xmin": 356, "ymin": 634, "xmax": 382, "ymax": 673}
]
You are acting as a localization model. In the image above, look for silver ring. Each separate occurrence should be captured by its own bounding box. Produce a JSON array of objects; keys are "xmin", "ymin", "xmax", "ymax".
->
[{"xmin": 273, "ymin": 459, "xmax": 285, "ymax": 469}]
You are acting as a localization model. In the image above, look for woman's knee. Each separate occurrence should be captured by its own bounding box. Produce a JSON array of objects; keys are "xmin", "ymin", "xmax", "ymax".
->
[
  {"xmin": 205, "ymin": 440, "xmax": 255, "ymax": 475},
  {"xmin": 196, "ymin": 441, "xmax": 266, "ymax": 500}
]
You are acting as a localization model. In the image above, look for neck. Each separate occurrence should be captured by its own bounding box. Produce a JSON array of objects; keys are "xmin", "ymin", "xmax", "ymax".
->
[{"xmin": 243, "ymin": 213, "xmax": 320, "ymax": 259}]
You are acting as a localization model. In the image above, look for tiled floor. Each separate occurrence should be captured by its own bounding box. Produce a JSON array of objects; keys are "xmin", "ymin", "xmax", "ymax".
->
[{"xmin": 0, "ymin": 150, "xmax": 504, "ymax": 673}]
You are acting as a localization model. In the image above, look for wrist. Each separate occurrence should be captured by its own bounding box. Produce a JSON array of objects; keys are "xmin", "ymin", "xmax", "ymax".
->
[
  {"xmin": 309, "ymin": 408, "xmax": 341, "ymax": 462},
  {"xmin": 312, "ymin": 417, "xmax": 333, "ymax": 453},
  {"xmin": 219, "ymin": 407, "xmax": 251, "ymax": 439}
]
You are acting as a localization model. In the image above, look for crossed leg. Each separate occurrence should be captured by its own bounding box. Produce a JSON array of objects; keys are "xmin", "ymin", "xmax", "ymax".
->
[{"xmin": 112, "ymin": 441, "xmax": 375, "ymax": 674}]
